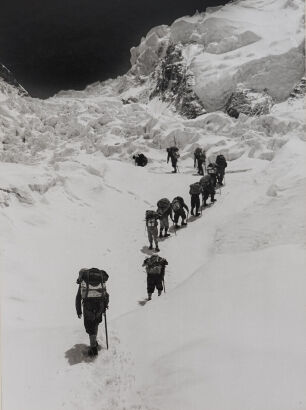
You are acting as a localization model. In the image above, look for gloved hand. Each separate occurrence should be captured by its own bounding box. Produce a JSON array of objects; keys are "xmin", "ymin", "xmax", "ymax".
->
[{"xmin": 78, "ymin": 314, "xmax": 82, "ymax": 319}]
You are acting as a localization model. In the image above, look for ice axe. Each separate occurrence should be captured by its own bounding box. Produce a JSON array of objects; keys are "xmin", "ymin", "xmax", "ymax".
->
[
  {"xmin": 104, "ymin": 312, "xmax": 109, "ymax": 350},
  {"xmin": 172, "ymin": 220, "xmax": 177, "ymax": 236}
]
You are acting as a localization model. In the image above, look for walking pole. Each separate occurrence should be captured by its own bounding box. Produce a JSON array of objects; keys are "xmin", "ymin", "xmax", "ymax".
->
[
  {"xmin": 173, "ymin": 220, "xmax": 177, "ymax": 236},
  {"xmin": 104, "ymin": 312, "xmax": 109, "ymax": 350}
]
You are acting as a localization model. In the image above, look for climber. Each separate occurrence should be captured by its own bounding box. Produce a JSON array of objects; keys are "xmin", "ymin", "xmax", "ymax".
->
[
  {"xmin": 207, "ymin": 162, "xmax": 218, "ymax": 187},
  {"xmin": 156, "ymin": 198, "xmax": 173, "ymax": 238},
  {"xmin": 167, "ymin": 146, "xmax": 180, "ymax": 173},
  {"xmin": 171, "ymin": 196, "xmax": 189, "ymax": 227},
  {"xmin": 215, "ymin": 154, "xmax": 227, "ymax": 185},
  {"xmin": 189, "ymin": 181, "xmax": 202, "ymax": 216},
  {"xmin": 199, "ymin": 175, "xmax": 216, "ymax": 207},
  {"xmin": 76, "ymin": 268, "xmax": 109, "ymax": 357},
  {"xmin": 133, "ymin": 153, "xmax": 148, "ymax": 167},
  {"xmin": 194, "ymin": 147, "xmax": 206, "ymax": 175},
  {"xmin": 142, "ymin": 254, "xmax": 168, "ymax": 300},
  {"xmin": 145, "ymin": 210, "xmax": 160, "ymax": 252}
]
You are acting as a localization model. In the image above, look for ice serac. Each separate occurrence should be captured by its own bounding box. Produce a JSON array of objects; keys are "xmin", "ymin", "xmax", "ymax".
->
[
  {"xmin": 129, "ymin": 0, "xmax": 305, "ymax": 112},
  {"xmin": 130, "ymin": 25, "xmax": 170, "ymax": 77}
]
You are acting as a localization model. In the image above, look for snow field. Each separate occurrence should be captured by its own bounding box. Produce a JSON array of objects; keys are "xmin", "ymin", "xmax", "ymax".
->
[{"xmin": 1, "ymin": 130, "xmax": 305, "ymax": 409}]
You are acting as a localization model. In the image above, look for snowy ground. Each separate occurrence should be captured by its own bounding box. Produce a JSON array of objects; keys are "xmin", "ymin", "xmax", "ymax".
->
[{"xmin": 1, "ymin": 129, "xmax": 305, "ymax": 409}]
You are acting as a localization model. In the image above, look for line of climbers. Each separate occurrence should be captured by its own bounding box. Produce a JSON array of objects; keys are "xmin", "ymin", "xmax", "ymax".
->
[
  {"xmin": 76, "ymin": 150, "xmax": 227, "ymax": 357},
  {"xmin": 144, "ymin": 152, "xmax": 227, "ymax": 298},
  {"xmin": 132, "ymin": 147, "xmax": 226, "ymax": 182}
]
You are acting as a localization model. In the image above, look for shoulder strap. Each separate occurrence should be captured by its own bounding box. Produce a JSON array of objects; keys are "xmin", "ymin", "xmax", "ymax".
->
[{"xmin": 85, "ymin": 270, "xmax": 89, "ymax": 299}]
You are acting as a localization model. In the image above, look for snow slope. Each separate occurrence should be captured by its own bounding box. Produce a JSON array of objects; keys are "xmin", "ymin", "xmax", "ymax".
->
[
  {"xmin": 1, "ymin": 131, "xmax": 305, "ymax": 409},
  {"xmin": 0, "ymin": 0, "xmax": 305, "ymax": 409}
]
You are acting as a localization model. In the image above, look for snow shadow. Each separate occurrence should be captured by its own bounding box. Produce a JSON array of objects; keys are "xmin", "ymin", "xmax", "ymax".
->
[
  {"xmin": 65, "ymin": 343, "xmax": 102, "ymax": 365},
  {"xmin": 168, "ymin": 224, "xmax": 187, "ymax": 234},
  {"xmin": 140, "ymin": 246, "xmax": 155, "ymax": 255},
  {"xmin": 187, "ymin": 215, "xmax": 201, "ymax": 223}
]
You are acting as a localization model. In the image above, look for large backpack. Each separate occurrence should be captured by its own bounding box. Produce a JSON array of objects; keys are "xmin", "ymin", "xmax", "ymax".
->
[
  {"xmin": 194, "ymin": 147, "xmax": 202, "ymax": 159},
  {"xmin": 216, "ymin": 154, "xmax": 227, "ymax": 168},
  {"xmin": 207, "ymin": 163, "xmax": 217, "ymax": 175},
  {"xmin": 171, "ymin": 197, "xmax": 182, "ymax": 212},
  {"xmin": 189, "ymin": 182, "xmax": 202, "ymax": 195},
  {"xmin": 167, "ymin": 146, "xmax": 179, "ymax": 159},
  {"xmin": 138, "ymin": 153, "xmax": 148, "ymax": 166},
  {"xmin": 146, "ymin": 210, "xmax": 159, "ymax": 228},
  {"xmin": 173, "ymin": 151, "xmax": 180, "ymax": 160},
  {"xmin": 78, "ymin": 268, "xmax": 109, "ymax": 300},
  {"xmin": 198, "ymin": 151, "xmax": 206, "ymax": 162},
  {"xmin": 200, "ymin": 175, "xmax": 211, "ymax": 188},
  {"xmin": 157, "ymin": 198, "xmax": 171, "ymax": 214},
  {"xmin": 145, "ymin": 255, "xmax": 165, "ymax": 275}
]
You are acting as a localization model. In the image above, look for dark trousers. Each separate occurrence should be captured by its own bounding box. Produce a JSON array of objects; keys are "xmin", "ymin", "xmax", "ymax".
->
[
  {"xmin": 202, "ymin": 188, "xmax": 215, "ymax": 205},
  {"xmin": 83, "ymin": 299, "xmax": 104, "ymax": 335},
  {"xmin": 190, "ymin": 194, "xmax": 200, "ymax": 214},
  {"xmin": 147, "ymin": 274, "xmax": 163, "ymax": 294},
  {"xmin": 171, "ymin": 158, "xmax": 177, "ymax": 172},
  {"xmin": 173, "ymin": 209, "xmax": 186, "ymax": 223},
  {"xmin": 197, "ymin": 160, "xmax": 204, "ymax": 175},
  {"xmin": 217, "ymin": 169, "xmax": 225, "ymax": 184}
]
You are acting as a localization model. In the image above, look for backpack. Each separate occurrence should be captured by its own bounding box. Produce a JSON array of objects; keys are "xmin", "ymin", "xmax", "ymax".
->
[
  {"xmin": 78, "ymin": 268, "xmax": 109, "ymax": 300},
  {"xmin": 171, "ymin": 198, "xmax": 182, "ymax": 212},
  {"xmin": 216, "ymin": 154, "xmax": 227, "ymax": 168},
  {"xmin": 146, "ymin": 210, "xmax": 159, "ymax": 228},
  {"xmin": 173, "ymin": 151, "xmax": 180, "ymax": 160},
  {"xmin": 198, "ymin": 151, "xmax": 206, "ymax": 162},
  {"xmin": 194, "ymin": 147, "xmax": 202, "ymax": 159},
  {"xmin": 145, "ymin": 255, "xmax": 165, "ymax": 275},
  {"xmin": 207, "ymin": 163, "xmax": 216, "ymax": 175},
  {"xmin": 189, "ymin": 182, "xmax": 201, "ymax": 195},
  {"xmin": 157, "ymin": 198, "xmax": 171, "ymax": 214},
  {"xmin": 138, "ymin": 154, "xmax": 148, "ymax": 166},
  {"xmin": 200, "ymin": 175, "xmax": 211, "ymax": 188},
  {"xmin": 167, "ymin": 146, "xmax": 179, "ymax": 158}
]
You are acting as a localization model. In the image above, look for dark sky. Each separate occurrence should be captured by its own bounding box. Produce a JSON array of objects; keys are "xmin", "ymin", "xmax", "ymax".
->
[{"xmin": 0, "ymin": 0, "xmax": 230, "ymax": 98}]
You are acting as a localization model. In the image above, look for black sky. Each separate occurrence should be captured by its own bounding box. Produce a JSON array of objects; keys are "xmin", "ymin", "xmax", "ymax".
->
[{"xmin": 0, "ymin": 0, "xmax": 230, "ymax": 98}]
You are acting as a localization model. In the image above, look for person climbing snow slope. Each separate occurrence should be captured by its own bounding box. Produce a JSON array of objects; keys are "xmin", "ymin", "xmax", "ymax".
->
[
  {"xmin": 199, "ymin": 175, "xmax": 216, "ymax": 207},
  {"xmin": 189, "ymin": 181, "xmax": 202, "ymax": 216},
  {"xmin": 167, "ymin": 146, "xmax": 180, "ymax": 173},
  {"xmin": 142, "ymin": 254, "xmax": 168, "ymax": 301},
  {"xmin": 157, "ymin": 197, "xmax": 173, "ymax": 238},
  {"xmin": 75, "ymin": 268, "xmax": 109, "ymax": 356},
  {"xmin": 194, "ymin": 147, "xmax": 206, "ymax": 175},
  {"xmin": 171, "ymin": 196, "xmax": 189, "ymax": 228},
  {"xmin": 145, "ymin": 210, "xmax": 160, "ymax": 251},
  {"xmin": 215, "ymin": 154, "xmax": 227, "ymax": 185}
]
